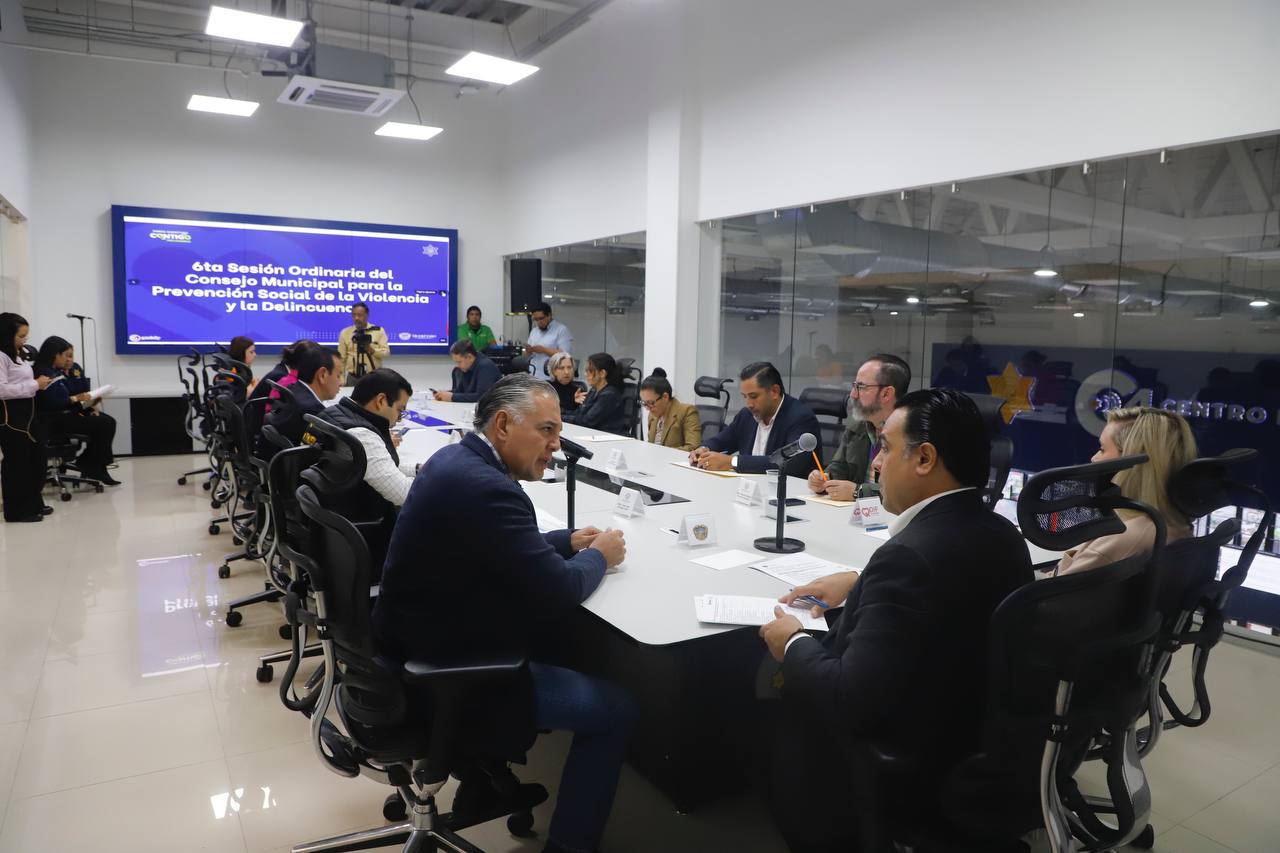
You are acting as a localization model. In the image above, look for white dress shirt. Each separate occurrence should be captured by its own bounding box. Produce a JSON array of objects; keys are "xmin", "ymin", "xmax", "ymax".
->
[
  {"xmin": 749, "ymin": 395, "xmax": 785, "ymax": 458},
  {"xmin": 349, "ymin": 427, "xmax": 417, "ymax": 506},
  {"xmin": 527, "ymin": 320, "xmax": 573, "ymax": 378},
  {"xmin": 783, "ymin": 486, "xmax": 977, "ymax": 656},
  {"xmin": 0, "ymin": 352, "xmax": 37, "ymax": 400}
]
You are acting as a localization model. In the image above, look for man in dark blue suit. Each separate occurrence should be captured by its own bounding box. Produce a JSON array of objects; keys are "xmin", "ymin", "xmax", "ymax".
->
[
  {"xmin": 373, "ymin": 374, "xmax": 632, "ymax": 853},
  {"xmin": 689, "ymin": 361, "xmax": 823, "ymax": 477},
  {"xmin": 263, "ymin": 346, "xmax": 342, "ymax": 448}
]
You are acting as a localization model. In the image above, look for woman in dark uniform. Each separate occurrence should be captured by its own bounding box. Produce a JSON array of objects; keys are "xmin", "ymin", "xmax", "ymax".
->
[{"xmin": 34, "ymin": 336, "xmax": 121, "ymax": 487}]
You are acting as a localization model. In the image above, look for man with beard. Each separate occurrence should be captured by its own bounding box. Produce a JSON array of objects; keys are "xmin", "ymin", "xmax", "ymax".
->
[{"xmin": 808, "ymin": 354, "xmax": 910, "ymax": 501}]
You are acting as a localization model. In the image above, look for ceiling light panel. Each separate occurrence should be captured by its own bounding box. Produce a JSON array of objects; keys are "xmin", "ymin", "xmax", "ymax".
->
[
  {"xmin": 206, "ymin": 6, "xmax": 304, "ymax": 48},
  {"xmin": 445, "ymin": 51, "xmax": 539, "ymax": 86}
]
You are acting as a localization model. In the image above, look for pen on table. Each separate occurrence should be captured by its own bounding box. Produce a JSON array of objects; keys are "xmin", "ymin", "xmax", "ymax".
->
[{"xmin": 812, "ymin": 452, "xmax": 827, "ymax": 480}]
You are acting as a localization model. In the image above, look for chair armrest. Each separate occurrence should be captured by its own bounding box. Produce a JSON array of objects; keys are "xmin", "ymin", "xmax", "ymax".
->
[{"xmin": 402, "ymin": 654, "xmax": 527, "ymax": 685}]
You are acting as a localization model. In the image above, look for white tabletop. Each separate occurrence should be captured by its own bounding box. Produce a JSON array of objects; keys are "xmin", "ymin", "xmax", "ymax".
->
[{"xmin": 395, "ymin": 399, "xmax": 1062, "ymax": 647}]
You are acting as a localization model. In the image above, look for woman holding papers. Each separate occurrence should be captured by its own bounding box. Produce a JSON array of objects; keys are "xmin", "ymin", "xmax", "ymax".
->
[
  {"xmin": 34, "ymin": 336, "xmax": 121, "ymax": 487},
  {"xmin": 0, "ymin": 314, "xmax": 54, "ymax": 521}
]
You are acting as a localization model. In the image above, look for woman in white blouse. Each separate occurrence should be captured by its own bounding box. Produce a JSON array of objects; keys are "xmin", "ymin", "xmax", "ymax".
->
[
  {"xmin": 1056, "ymin": 406, "xmax": 1197, "ymax": 575},
  {"xmin": 0, "ymin": 313, "xmax": 54, "ymax": 522}
]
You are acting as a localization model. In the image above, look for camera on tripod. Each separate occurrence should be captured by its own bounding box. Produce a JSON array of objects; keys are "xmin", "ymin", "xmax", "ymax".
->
[{"xmin": 352, "ymin": 328, "xmax": 373, "ymax": 352}]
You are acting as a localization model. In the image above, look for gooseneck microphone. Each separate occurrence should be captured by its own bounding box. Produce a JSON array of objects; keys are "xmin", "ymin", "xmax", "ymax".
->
[
  {"xmin": 66, "ymin": 312, "xmax": 93, "ymax": 320},
  {"xmin": 558, "ymin": 435, "xmax": 594, "ymax": 460},
  {"xmin": 769, "ymin": 432, "xmax": 818, "ymax": 464}
]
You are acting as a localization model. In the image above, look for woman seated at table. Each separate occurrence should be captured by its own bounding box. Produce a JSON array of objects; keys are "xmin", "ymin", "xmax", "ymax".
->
[
  {"xmin": 548, "ymin": 351, "xmax": 584, "ymax": 417},
  {"xmin": 228, "ymin": 335, "xmax": 258, "ymax": 393},
  {"xmin": 1055, "ymin": 406, "xmax": 1197, "ymax": 575},
  {"xmin": 564, "ymin": 352, "xmax": 630, "ymax": 435},
  {"xmin": 33, "ymin": 335, "xmax": 120, "ymax": 486},
  {"xmin": 640, "ymin": 368, "xmax": 701, "ymax": 452}
]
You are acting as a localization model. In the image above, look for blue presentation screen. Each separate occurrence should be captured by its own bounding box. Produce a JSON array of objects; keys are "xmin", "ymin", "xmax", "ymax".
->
[{"xmin": 111, "ymin": 205, "xmax": 458, "ymax": 355}]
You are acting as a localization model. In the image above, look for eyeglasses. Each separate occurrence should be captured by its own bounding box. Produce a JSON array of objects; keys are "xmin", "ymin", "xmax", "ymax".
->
[
  {"xmin": 640, "ymin": 398, "xmax": 661, "ymax": 409},
  {"xmin": 851, "ymin": 382, "xmax": 886, "ymax": 394}
]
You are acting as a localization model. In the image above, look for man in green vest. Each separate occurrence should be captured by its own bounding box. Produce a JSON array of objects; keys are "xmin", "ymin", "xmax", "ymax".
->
[
  {"xmin": 457, "ymin": 305, "xmax": 497, "ymax": 351},
  {"xmin": 809, "ymin": 353, "xmax": 911, "ymax": 501}
]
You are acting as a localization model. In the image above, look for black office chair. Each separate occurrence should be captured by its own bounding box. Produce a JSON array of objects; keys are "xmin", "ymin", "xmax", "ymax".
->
[
  {"xmin": 616, "ymin": 357, "xmax": 642, "ymax": 384},
  {"xmin": 286, "ymin": 457, "xmax": 547, "ymax": 852},
  {"xmin": 177, "ymin": 348, "xmax": 216, "ymax": 489},
  {"xmin": 1134, "ymin": 448, "xmax": 1275, "ymax": 759},
  {"xmin": 694, "ymin": 375, "xmax": 732, "ymax": 436},
  {"xmin": 621, "ymin": 380, "xmax": 642, "ymax": 439},
  {"xmin": 966, "ymin": 393, "xmax": 1015, "ymax": 509},
  {"xmin": 44, "ymin": 432, "xmax": 104, "ymax": 501},
  {"xmin": 207, "ymin": 390, "xmax": 270, "ymax": 581},
  {"xmin": 798, "ymin": 385, "xmax": 850, "ymax": 461},
  {"xmin": 509, "ymin": 355, "xmax": 534, "ymax": 376}
]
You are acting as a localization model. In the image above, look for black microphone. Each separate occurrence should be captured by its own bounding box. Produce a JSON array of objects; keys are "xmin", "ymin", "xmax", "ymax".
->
[
  {"xmin": 66, "ymin": 312, "xmax": 92, "ymax": 320},
  {"xmin": 558, "ymin": 435, "xmax": 594, "ymax": 460},
  {"xmin": 768, "ymin": 432, "xmax": 818, "ymax": 464}
]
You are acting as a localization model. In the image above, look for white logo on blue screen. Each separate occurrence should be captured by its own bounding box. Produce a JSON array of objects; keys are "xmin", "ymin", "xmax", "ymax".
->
[
  {"xmin": 149, "ymin": 229, "xmax": 192, "ymax": 244},
  {"xmin": 129, "ymin": 333, "xmax": 140, "ymax": 341},
  {"xmin": 422, "ymin": 245, "xmax": 439, "ymax": 257},
  {"xmin": 398, "ymin": 332, "xmax": 438, "ymax": 342},
  {"xmin": 398, "ymin": 332, "xmax": 412, "ymax": 341},
  {"xmin": 128, "ymin": 333, "xmax": 161, "ymax": 342}
]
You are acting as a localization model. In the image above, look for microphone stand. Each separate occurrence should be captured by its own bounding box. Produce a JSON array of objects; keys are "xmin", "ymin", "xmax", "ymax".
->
[
  {"xmin": 557, "ymin": 437, "xmax": 593, "ymax": 530},
  {"xmin": 754, "ymin": 462, "xmax": 806, "ymax": 554}
]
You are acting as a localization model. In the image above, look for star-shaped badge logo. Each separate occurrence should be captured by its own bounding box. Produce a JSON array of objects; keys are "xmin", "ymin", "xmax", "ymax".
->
[
  {"xmin": 422, "ymin": 245, "xmax": 439, "ymax": 257},
  {"xmin": 986, "ymin": 362, "xmax": 1036, "ymax": 424}
]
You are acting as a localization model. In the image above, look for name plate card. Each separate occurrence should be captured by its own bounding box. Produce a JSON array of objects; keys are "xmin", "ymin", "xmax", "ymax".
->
[
  {"xmin": 676, "ymin": 513, "xmax": 718, "ymax": 547},
  {"xmin": 850, "ymin": 497, "xmax": 888, "ymax": 531},
  {"xmin": 613, "ymin": 486, "xmax": 645, "ymax": 518},
  {"xmin": 606, "ymin": 449, "xmax": 628, "ymax": 472},
  {"xmin": 735, "ymin": 479, "xmax": 764, "ymax": 506}
]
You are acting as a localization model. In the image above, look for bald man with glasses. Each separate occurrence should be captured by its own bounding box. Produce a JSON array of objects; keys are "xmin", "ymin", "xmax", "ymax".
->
[{"xmin": 808, "ymin": 354, "xmax": 911, "ymax": 502}]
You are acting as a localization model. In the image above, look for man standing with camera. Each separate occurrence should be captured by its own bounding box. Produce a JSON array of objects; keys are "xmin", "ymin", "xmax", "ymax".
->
[{"xmin": 338, "ymin": 302, "xmax": 391, "ymax": 385}]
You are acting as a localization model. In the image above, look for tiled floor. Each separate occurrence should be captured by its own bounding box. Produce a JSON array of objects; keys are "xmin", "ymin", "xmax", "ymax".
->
[{"xmin": 0, "ymin": 455, "xmax": 1277, "ymax": 852}]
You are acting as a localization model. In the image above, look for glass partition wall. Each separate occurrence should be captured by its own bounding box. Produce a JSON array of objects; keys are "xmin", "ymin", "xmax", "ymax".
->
[
  {"xmin": 715, "ymin": 134, "xmax": 1280, "ymax": 627},
  {"xmin": 503, "ymin": 232, "xmax": 646, "ymax": 371}
]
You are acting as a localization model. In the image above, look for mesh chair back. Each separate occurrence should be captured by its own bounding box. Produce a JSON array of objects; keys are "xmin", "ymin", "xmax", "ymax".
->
[
  {"xmin": 621, "ymin": 381, "xmax": 641, "ymax": 438},
  {"xmin": 268, "ymin": 443, "xmax": 323, "ymax": 569},
  {"xmin": 1016, "ymin": 455, "xmax": 1157, "ymax": 553},
  {"xmin": 694, "ymin": 376, "xmax": 732, "ymax": 436},
  {"xmin": 985, "ymin": 435, "xmax": 1014, "ymax": 509},
  {"xmin": 510, "ymin": 355, "xmax": 533, "ymax": 375},
  {"xmin": 694, "ymin": 376, "xmax": 732, "ymax": 411},
  {"xmin": 799, "ymin": 385, "xmax": 850, "ymax": 461}
]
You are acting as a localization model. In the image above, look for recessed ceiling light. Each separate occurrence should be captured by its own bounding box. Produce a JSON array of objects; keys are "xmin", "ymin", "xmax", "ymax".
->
[
  {"xmin": 205, "ymin": 6, "xmax": 303, "ymax": 48},
  {"xmin": 906, "ymin": 296, "xmax": 920, "ymax": 304},
  {"xmin": 1034, "ymin": 267, "xmax": 1059, "ymax": 278},
  {"xmin": 1250, "ymin": 299, "xmax": 1270, "ymax": 308},
  {"xmin": 1072, "ymin": 311, "xmax": 1085, "ymax": 318},
  {"xmin": 186, "ymin": 94, "xmax": 259, "ymax": 117},
  {"xmin": 375, "ymin": 122, "xmax": 443, "ymax": 141},
  {"xmin": 889, "ymin": 310, "xmax": 899, "ymax": 316},
  {"xmin": 445, "ymin": 51, "xmax": 539, "ymax": 86}
]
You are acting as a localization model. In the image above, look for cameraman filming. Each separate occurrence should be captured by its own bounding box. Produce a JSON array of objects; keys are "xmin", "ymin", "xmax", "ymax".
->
[{"xmin": 338, "ymin": 302, "xmax": 391, "ymax": 385}]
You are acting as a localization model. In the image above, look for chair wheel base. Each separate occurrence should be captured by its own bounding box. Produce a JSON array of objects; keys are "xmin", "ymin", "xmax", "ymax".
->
[
  {"xmin": 383, "ymin": 793, "xmax": 407, "ymax": 822},
  {"xmin": 255, "ymin": 664, "xmax": 273, "ymax": 683},
  {"xmin": 225, "ymin": 608, "xmax": 243, "ymax": 626},
  {"xmin": 202, "ymin": 481, "xmax": 212, "ymax": 491},
  {"xmin": 232, "ymin": 536, "xmax": 243, "ymax": 546},
  {"xmin": 60, "ymin": 492, "xmax": 72, "ymax": 502},
  {"xmin": 208, "ymin": 524, "xmax": 221, "ymax": 535},
  {"xmin": 218, "ymin": 564, "xmax": 232, "ymax": 579},
  {"xmin": 1132, "ymin": 824, "xmax": 1155, "ymax": 849},
  {"xmin": 507, "ymin": 811, "xmax": 535, "ymax": 838},
  {"xmin": 279, "ymin": 624, "xmax": 293, "ymax": 640},
  {"xmin": 178, "ymin": 477, "xmax": 188, "ymax": 485}
]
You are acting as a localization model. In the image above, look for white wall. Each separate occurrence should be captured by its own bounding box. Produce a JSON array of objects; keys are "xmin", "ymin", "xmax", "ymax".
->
[
  {"xmin": 27, "ymin": 52, "xmax": 508, "ymax": 395},
  {"xmin": 0, "ymin": 6, "xmax": 33, "ymax": 218},
  {"xmin": 692, "ymin": 0, "xmax": 1280, "ymax": 220}
]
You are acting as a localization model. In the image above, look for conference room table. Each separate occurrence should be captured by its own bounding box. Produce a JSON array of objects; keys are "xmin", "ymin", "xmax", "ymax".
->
[{"xmin": 395, "ymin": 397, "xmax": 1061, "ymax": 808}]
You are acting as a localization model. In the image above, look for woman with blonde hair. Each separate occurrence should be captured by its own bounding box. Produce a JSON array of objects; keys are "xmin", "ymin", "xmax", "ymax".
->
[{"xmin": 1056, "ymin": 406, "xmax": 1198, "ymax": 575}]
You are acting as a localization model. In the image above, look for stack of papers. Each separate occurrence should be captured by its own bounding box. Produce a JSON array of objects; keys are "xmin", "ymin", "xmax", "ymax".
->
[
  {"xmin": 804, "ymin": 494, "xmax": 854, "ymax": 508},
  {"xmin": 688, "ymin": 549, "xmax": 758, "ymax": 571},
  {"xmin": 749, "ymin": 553, "xmax": 860, "ymax": 586},
  {"xmin": 694, "ymin": 594, "xmax": 828, "ymax": 631},
  {"xmin": 669, "ymin": 460, "xmax": 750, "ymax": 478}
]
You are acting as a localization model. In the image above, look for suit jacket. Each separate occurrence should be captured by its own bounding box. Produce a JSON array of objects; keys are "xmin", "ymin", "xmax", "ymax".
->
[
  {"xmin": 265, "ymin": 381, "xmax": 326, "ymax": 447},
  {"xmin": 647, "ymin": 398, "xmax": 702, "ymax": 452},
  {"xmin": 781, "ymin": 489, "xmax": 1033, "ymax": 819},
  {"xmin": 703, "ymin": 395, "xmax": 822, "ymax": 476},
  {"xmin": 565, "ymin": 384, "xmax": 630, "ymax": 435},
  {"xmin": 449, "ymin": 354, "xmax": 502, "ymax": 403},
  {"xmin": 372, "ymin": 432, "xmax": 608, "ymax": 751}
]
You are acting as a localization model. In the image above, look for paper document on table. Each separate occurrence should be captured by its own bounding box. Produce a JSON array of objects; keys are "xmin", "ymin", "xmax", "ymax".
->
[
  {"xmin": 534, "ymin": 508, "xmax": 567, "ymax": 535},
  {"xmin": 583, "ymin": 434, "xmax": 631, "ymax": 442},
  {"xmin": 689, "ymin": 549, "xmax": 759, "ymax": 571},
  {"xmin": 865, "ymin": 528, "xmax": 891, "ymax": 541},
  {"xmin": 694, "ymin": 595, "xmax": 827, "ymax": 631},
  {"xmin": 669, "ymin": 460, "xmax": 749, "ymax": 478},
  {"xmin": 805, "ymin": 494, "xmax": 854, "ymax": 508},
  {"xmin": 749, "ymin": 553, "xmax": 859, "ymax": 587}
]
